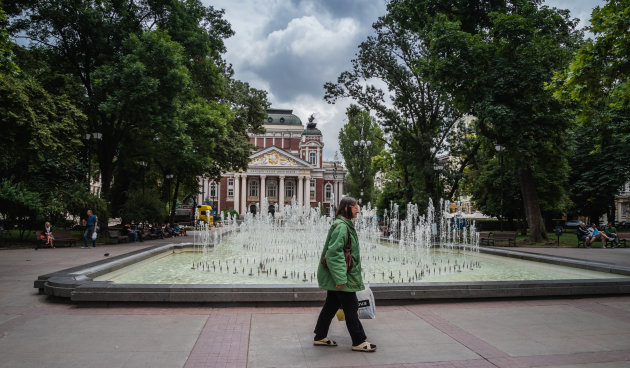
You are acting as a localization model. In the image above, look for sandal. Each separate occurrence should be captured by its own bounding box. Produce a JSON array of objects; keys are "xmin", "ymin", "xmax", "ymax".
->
[
  {"xmin": 352, "ymin": 341, "xmax": 376, "ymax": 352},
  {"xmin": 313, "ymin": 337, "xmax": 337, "ymax": 347}
]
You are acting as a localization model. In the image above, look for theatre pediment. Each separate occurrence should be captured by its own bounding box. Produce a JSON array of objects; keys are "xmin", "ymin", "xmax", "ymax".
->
[{"xmin": 249, "ymin": 148, "xmax": 308, "ymax": 167}]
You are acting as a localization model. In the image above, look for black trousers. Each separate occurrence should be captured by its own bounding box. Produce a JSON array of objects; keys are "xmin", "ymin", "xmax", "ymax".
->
[{"xmin": 314, "ymin": 290, "xmax": 367, "ymax": 346}]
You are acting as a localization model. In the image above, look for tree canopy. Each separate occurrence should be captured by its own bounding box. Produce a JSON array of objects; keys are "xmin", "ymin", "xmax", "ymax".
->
[
  {"xmin": 551, "ymin": 0, "xmax": 630, "ymax": 223},
  {"xmin": 2, "ymin": 0, "xmax": 269, "ymax": 227},
  {"xmin": 338, "ymin": 105, "xmax": 384, "ymax": 205}
]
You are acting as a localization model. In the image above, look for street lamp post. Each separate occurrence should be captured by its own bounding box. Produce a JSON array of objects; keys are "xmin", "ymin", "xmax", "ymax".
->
[
  {"xmin": 353, "ymin": 119, "xmax": 372, "ymax": 205},
  {"xmin": 495, "ymin": 144, "xmax": 506, "ymax": 232},
  {"xmin": 138, "ymin": 161, "xmax": 148, "ymax": 195},
  {"xmin": 84, "ymin": 132, "xmax": 102, "ymax": 193},
  {"xmin": 332, "ymin": 151, "xmax": 341, "ymax": 216},
  {"xmin": 166, "ymin": 174, "xmax": 174, "ymax": 223},
  {"xmin": 433, "ymin": 162, "xmax": 444, "ymax": 206}
]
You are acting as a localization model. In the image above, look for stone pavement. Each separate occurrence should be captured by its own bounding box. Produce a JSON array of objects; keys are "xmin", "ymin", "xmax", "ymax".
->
[{"xmin": 1, "ymin": 240, "xmax": 630, "ymax": 368}]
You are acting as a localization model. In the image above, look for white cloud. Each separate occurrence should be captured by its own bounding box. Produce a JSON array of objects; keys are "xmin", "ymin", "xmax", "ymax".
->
[
  {"xmin": 205, "ymin": 0, "xmax": 606, "ymax": 167},
  {"xmin": 273, "ymin": 16, "xmax": 358, "ymax": 58}
]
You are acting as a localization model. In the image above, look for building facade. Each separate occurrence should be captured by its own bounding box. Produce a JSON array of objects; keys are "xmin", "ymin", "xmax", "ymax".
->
[
  {"xmin": 616, "ymin": 182, "xmax": 630, "ymax": 223},
  {"xmin": 197, "ymin": 109, "xmax": 346, "ymax": 217}
]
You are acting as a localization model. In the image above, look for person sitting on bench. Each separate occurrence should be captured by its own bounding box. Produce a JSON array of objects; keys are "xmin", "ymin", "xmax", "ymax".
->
[
  {"xmin": 588, "ymin": 223, "xmax": 611, "ymax": 248},
  {"xmin": 124, "ymin": 224, "xmax": 143, "ymax": 243},
  {"xmin": 605, "ymin": 222, "xmax": 619, "ymax": 247},
  {"xmin": 577, "ymin": 222, "xmax": 591, "ymax": 247}
]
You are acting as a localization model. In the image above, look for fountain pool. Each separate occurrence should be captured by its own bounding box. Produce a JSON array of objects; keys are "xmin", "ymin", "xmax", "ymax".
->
[
  {"xmin": 35, "ymin": 200, "xmax": 630, "ymax": 303},
  {"xmin": 94, "ymin": 242, "xmax": 623, "ymax": 285}
]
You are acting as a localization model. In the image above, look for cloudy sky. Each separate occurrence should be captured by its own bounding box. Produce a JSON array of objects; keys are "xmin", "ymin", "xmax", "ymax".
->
[{"xmin": 207, "ymin": 0, "xmax": 606, "ymax": 161}]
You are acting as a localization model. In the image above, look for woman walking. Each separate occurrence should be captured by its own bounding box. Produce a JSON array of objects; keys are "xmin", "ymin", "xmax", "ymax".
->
[{"xmin": 313, "ymin": 197, "xmax": 376, "ymax": 352}]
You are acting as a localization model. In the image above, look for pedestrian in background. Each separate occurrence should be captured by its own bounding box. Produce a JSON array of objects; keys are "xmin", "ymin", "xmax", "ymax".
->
[{"xmin": 82, "ymin": 209, "xmax": 98, "ymax": 248}]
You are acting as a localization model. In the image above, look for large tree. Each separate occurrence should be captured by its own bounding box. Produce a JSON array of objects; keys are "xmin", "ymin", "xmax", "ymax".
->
[
  {"xmin": 324, "ymin": 9, "xmax": 467, "ymax": 212},
  {"xmin": 551, "ymin": 0, "xmax": 630, "ymax": 223},
  {"xmin": 338, "ymin": 105, "xmax": 384, "ymax": 205},
  {"xmin": 0, "ymin": 72, "xmax": 87, "ymax": 235},
  {"xmin": 7, "ymin": 0, "xmax": 268, "ymax": 223},
  {"xmin": 384, "ymin": 0, "xmax": 581, "ymax": 242}
]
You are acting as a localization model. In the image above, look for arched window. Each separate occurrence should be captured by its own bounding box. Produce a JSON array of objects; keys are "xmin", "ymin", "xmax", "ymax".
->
[
  {"xmin": 325, "ymin": 183, "xmax": 332, "ymax": 201},
  {"xmin": 267, "ymin": 180, "xmax": 277, "ymax": 198},
  {"xmin": 309, "ymin": 151, "xmax": 316, "ymax": 165},
  {"xmin": 248, "ymin": 180, "xmax": 258, "ymax": 198},
  {"xmin": 285, "ymin": 181, "xmax": 295, "ymax": 198}
]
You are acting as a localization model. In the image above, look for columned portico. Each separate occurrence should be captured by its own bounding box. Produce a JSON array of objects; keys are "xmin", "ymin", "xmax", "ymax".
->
[
  {"xmin": 303, "ymin": 175, "xmax": 311, "ymax": 208},
  {"xmin": 259, "ymin": 175, "xmax": 266, "ymax": 212},
  {"xmin": 279, "ymin": 176, "xmax": 285, "ymax": 214},
  {"xmin": 233, "ymin": 175, "xmax": 240, "ymax": 214},
  {"xmin": 200, "ymin": 109, "xmax": 347, "ymax": 216},
  {"xmin": 297, "ymin": 175, "xmax": 304, "ymax": 207},
  {"xmin": 240, "ymin": 173, "xmax": 247, "ymax": 216}
]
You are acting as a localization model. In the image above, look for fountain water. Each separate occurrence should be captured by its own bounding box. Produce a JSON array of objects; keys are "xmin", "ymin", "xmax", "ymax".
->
[{"xmin": 183, "ymin": 198, "xmax": 481, "ymax": 284}]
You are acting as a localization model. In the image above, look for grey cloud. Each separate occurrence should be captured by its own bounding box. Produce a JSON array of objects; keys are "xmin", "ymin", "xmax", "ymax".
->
[{"xmin": 210, "ymin": 0, "xmax": 604, "ymax": 163}]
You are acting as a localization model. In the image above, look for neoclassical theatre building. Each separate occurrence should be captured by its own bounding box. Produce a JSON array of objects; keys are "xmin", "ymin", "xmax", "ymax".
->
[{"xmin": 196, "ymin": 109, "xmax": 346, "ymax": 217}]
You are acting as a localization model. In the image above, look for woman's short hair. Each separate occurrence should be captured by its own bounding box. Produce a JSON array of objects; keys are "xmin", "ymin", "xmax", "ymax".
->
[{"xmin": 336, "ymin": 197, "xmax": 357, "ymax": 219}]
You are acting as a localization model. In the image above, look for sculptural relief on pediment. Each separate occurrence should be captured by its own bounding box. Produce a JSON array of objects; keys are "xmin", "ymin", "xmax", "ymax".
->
[{"xmin": 249, "ymin": 150, "xmax": 299, "ymax": 167}]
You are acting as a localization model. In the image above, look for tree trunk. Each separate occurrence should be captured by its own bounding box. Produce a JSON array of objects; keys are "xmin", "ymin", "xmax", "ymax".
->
[
  {"xmin": 170, "ymin": 179, "xmax": 180, "ymax": 224},
  {"xmin": 518, "ymin": 167, "xmax": 548, "ymax": 242}
]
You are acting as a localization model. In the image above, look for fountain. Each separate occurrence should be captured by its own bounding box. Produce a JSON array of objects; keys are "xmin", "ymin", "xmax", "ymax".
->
[
  {"xmin": 169, "ymin": 198, "xmax": 482, "ymax": 285},
  {"xmin": 34, "ymin": 198, "xmax": 630, "ymax": 303}
]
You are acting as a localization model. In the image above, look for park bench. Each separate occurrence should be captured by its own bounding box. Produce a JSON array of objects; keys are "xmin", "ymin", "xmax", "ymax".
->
[
  {"xmin": 107, "ymin": 229, "xmax": 128, "ymax": 244},
  {"xmin": 36, "ymin": 229, "xmax": 77, "ymax": 247},
  {"xmin": 478, "ymin": 232, "xmax": 492, "ymax": 246},
  {"xmin": 577, "ymin": 232, "xmax": 587, "ymax": 248},
  {"xmin": 34, "ymin": 231, "xmax": 52, "ymax": 248},
  {"xmin": 141, "ymin": 228, "xmax": 157, "ymax": 240},
  {"xmin": 606, "ymin": 232, "xmax": 629, "ymax": 248},
  {"xmin": 488, "ymin": 232, "xmax": 517, "ymax": 247}
]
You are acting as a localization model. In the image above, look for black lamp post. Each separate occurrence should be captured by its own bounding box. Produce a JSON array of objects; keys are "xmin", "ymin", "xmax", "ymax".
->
[
  {"xmin": 332, "ymin": 151, "xmax": 341, "ymax": 216},
  {"xmin": 138, "ymin": 161, "xmax": 148, "ymax": 195},
  {"xmin": 166, "ymin": 174, "xmax": 174, "ymax": 223},
  {"xmin": 495, "ymin": 144, "xmax": 506, "ymax": 232},
  {"xmin": 433, "ymin": 163, "xmax": 444, "ymax": 206},
  {"xmin": 353, "ymin": 120, "xmax": 372, "ymax": 205},
  {"xmin": 84, "ymin": 132, "xmax": 102, "ymax": 193}
]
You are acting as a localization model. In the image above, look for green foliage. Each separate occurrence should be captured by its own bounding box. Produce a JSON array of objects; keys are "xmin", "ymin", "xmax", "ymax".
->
[
  {"xmin": 0, "ymin": 6, "xmax": 19, "ymax": 75},
  {"xmin": 0, "ymin": 74, "xmax": 85, "ymax": 177},
  {"xmin": 0, "ymin": 180, "xmax": 42, "ymax": 239},
  {"xmin": 0, "ymin": 72, "xmax": 88, "ymax": 234},
  {"xmin": 5, "ymin": 0, "xmax": 269, "ymax": 227},
  {"xmin": 62, "ymin": 183, "xmax": 108, "ymax": 221},
  {"xmin": 325, "ymin": 5, "xmax": 471, "ymax": 213},
  {"xmin": 566, "ymin": 120, "xmax": 630, "ymax": 221},
  {"xmin": 338, "ymin": 105, "xmax": 384, "ymax": 205},
  {"xmin": 386, "ymin": 0, "xmax": 582, "ymax": 241},
  {"xmin": 118, "ymin": 189, "xmax": 167, "ymax": 224},
  {"xmin": 551, "ymin": 0, "xmax": 630, "ymax": 222},
  {"xmin": 221, "ymin": 209, "xmax": 239, "ymax": 220}
]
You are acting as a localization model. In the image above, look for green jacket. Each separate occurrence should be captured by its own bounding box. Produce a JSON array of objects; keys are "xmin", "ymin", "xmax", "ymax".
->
[
  {"xmin": 605, "ymin": 226, "xmax": 617, "ymax": 235},
  {"xmin": 317, "ymin": 217, "xmax": 364, "ymax": 292}
]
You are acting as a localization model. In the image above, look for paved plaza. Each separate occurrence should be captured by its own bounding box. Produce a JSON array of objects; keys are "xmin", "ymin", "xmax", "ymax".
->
[{"xmin": 1, "ymin": 239, "xmax": 630, "ymax": 368}]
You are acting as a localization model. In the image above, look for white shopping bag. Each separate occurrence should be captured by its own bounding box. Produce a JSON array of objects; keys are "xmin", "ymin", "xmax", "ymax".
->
[
  {"xmin": 91, "ymin": 232, "xmax": 97, "ymax": 240},
  {"xmin": 356, "ymin": 285, "xmax": 375, "ymax": 319}
]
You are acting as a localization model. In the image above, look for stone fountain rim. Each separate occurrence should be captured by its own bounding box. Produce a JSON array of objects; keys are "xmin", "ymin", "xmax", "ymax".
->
[{"xmin": 34, "ymin": 242, "xmax": 630, "ymax": 303}]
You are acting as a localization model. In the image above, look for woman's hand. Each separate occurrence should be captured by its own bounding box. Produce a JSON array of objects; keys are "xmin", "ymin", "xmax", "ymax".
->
[{"xmin": 336, "ymin": 284, "xmax": 345, "ymax": 290}]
